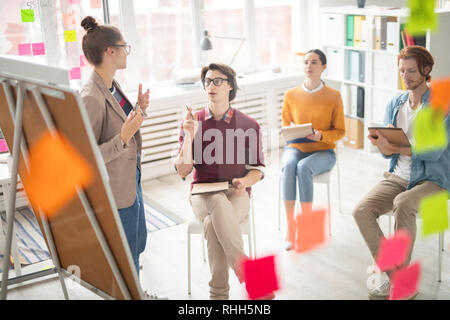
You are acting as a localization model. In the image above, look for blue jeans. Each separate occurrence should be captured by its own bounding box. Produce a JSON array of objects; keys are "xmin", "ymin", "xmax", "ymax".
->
[
  {"xmin": 118, "ymin": 165, "xmax": 147, "ymax": 276},
  {"xmin": 281, "ymin": 146, "xmax": 336, "ymax": 203}
]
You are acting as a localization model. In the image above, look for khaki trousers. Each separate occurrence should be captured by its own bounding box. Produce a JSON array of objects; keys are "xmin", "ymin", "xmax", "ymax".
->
[
  {"xmin": 353, "ymin": 172, "xmax": 443, "ymax": 267},
  {"xmin": 190, "ymin": 187, "xmax": 249, "ymax": 300}
]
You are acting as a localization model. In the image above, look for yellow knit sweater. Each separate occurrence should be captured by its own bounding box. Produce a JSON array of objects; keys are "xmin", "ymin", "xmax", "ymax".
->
[{"xmin": 282, "ymin": 85, "xmax": 345, "ymax": 153}]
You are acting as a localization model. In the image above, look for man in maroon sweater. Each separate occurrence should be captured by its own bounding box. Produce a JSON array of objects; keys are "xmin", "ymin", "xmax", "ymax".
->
[{"xmin": 174, "ymin": 63, "xmax": 269, "ymax": 300}]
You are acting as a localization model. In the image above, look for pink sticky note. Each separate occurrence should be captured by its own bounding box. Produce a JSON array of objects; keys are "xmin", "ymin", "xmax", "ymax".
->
[
  {"xmin": 389, "ymin": 262, "xmax": 421, "ymax": 300},
  {"xmin": 0, "ymin": 139, "xmax": 8, "ymax": 152},
  {"xmin": 376, "ymin": 230, "xmax": 412, "ymax": 272},
  {"xmin": 90, "ymin": 0, "xmax": 102, "ymax": 9},
  {"xmin": 69, "ymin": 0, "xmax": 80, "ymax": 4},
  {"xmin": 18, "ymin": 43, "xmax": 31, "ymax": 56},
  {"xmin": 242, "ymin": 255, "xmax": 279, "ymax": 300},
  {"xmin": 80, "ymin": 54, "xmax": 89, "ymax": 67},
  {"xmin": 32, "ymin": 42, "xmax": 45, "ymax": 56},
  {"xmin": 69, "ymin": 67, "xmax": 81, "ymax": 80}
]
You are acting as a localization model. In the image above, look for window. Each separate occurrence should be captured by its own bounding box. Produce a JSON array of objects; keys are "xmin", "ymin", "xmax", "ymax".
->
[{"xmin": 254, "ymin": 0, "xmax": 293, "ymax": 70}]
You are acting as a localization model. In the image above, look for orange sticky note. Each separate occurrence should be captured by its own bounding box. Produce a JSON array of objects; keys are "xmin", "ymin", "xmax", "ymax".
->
[
  {"xmin": 430, "ymin": 78, "xmax": 450, "ymax": 114},
  {"xmin": 22, "ymin": 131, "xmax": 93, "ymax": 217},
  {"xmin": 389, "ymin": 262, "xmax": 421, "ymax": 300},
  {"xmin": 90, "ymin": 0, "xmax": 102, "ymax": 9},
  {"xmin": 295, "ymin": 208, "xmax": 327, "ymax": 253},
  {"xmin": 63, "ymin": 13, "xmax": 76, "ymax": 28},
  {"xmin": 376, "ymin": 230, "xmax": 412, "ymax": 272}
]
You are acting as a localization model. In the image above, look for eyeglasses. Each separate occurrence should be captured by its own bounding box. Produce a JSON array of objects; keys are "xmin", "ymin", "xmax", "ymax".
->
[
  {"xmin": 112, "ymin": 44, "xmax": 131, "ymax": 55},
  {"xmin": 203, "ymin": 77, "xmax": 228, "ymax": 87}
]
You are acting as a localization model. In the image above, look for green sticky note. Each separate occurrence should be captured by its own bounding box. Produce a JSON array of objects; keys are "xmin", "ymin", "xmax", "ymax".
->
[
  {"xmin": 64, "ymin": 30, "xmax": 77, "ymax": 42},
  {"xmin": 420, "ymin": 190, "xmax": 449, "ymax": 237},
  {"xmin": 21, "ymin": 9, "xmax": 35, "ymax": 22},
  {"xmin": 412, "ymin": 107, "xmax": 448, "ymax": 154},
  {"xmin": 406, "ymin": 0, "xmax": 437, "ymax": 35}
]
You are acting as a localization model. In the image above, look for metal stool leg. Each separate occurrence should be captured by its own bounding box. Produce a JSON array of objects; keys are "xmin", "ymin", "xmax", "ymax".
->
[{"xmin": 327, "ymin": 183, "xmax": 331, "ymax": 237}]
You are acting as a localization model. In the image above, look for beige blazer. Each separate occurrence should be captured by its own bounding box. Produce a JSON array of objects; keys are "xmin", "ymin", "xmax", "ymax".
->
[{"xmin": 81, "ymin": 71, "xmax": 142, "ymax": 209}]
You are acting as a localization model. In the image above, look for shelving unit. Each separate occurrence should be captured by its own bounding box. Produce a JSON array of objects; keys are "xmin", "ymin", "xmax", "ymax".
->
[{"xmin": 320, "ymin": 5, "xmax": 450, "ymax": 153}]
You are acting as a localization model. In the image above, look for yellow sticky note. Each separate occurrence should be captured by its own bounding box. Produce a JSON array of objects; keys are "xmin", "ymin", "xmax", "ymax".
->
[
  {"xmin": 419, "ymin": 190, "xmax": 449, "ymax": 237},
  {"xmin": 64, "ymin": 30, "xmax": 77, "ymax": 42},
  {"xmin": 412, "ymin": 107, "xmax": 448, "ymax": 154},
  {"xmin": 406, "ymin": 0, "xmax": 437, "ymax": 35}
]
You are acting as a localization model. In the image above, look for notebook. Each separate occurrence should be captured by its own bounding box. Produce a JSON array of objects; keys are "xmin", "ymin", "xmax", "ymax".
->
[{"xmin": 191, "ymin": 181, "xmax": 229, "ymax": 195}]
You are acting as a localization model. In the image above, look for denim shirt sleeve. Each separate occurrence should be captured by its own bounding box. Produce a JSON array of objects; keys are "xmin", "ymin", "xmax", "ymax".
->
[
  {"xmin": 412, "ymin": 113, "xmax": 450, "ymax": 162},
  {"xmin": 380, "ymin": 97, "xmax": 397, "ymax": 159}
]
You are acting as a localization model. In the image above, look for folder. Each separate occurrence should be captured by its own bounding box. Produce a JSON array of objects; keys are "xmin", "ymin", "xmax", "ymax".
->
[
  {"xmin": 191, "ymin": 181, "xmax": 229, "ymax": 195},
  {"xmin": 350, "ymin": 85, "xmax": 357, "ymax": 116},
  {"xmin": 359, "ymin": 52, "xmax": 365, "ymax": 83},
  {"xmin": 386, "ymin": 21, "xmax": 398, "ymax": 52},
  {"xmin": 354, "ymin": 16, "xmax": 362, "ymax": 48},
  {"xmin": 322, "ymin": 14, "xmax": 345, "ymax": 47},
  {"xmin": 380, "ymin": 16, "xmax": 388, "ymax": 50},
  {"xmin": 368, "ymin": 127, "xmax": 410, "ymax": 147},
  {"xmin": 346, "ymin": 15, "xmax": 354, "ymax": 46},
  {"xmin": 325, "ymin": 48, "xmax": 344, "ymax": 80},
  {"xmin": 348, "ymin": 50, "xmax": 360, "ymax": 82},
  {"xmin": 414, "ymin": 35, "xmax": 426, "ymax": 47},
  {"xmin": 357, "ymin": 87, "xmax": 365, "ymax": 118},
  {"xmin": 374, "ymin": 16, "xmax": 381, "ymax": 49},
  {"xmin": 281, "ymin": 123, "xmax": 314, "ymax": 142},
  {"xmin": 360, "ymin": 17, "xmax": 368, "ymax": 49}
]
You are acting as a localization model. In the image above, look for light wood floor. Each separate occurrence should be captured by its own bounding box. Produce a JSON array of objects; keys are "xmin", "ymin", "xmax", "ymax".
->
[{"xmin": 3, "ymin": 144, "xmax": 450, "ymax": 299}]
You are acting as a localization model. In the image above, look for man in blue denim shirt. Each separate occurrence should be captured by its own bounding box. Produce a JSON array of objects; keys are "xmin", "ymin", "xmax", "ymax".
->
[{"xmin": 353, "ymin": 46, "xmax": 449, "ymax": 300}]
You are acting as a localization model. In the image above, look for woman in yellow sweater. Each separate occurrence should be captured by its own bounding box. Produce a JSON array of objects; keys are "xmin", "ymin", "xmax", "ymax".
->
[{"xmin": 281, "ymin": 49, "xmax": 345, "ymax": 250}]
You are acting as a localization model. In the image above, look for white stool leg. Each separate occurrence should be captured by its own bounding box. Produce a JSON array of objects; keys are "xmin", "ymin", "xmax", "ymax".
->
[
  {"xmin": 251, "ymin": 196, "xmax": 256, "ymax": 257},
  {"xmin": 327, "ymin": 182, "xmax": 331, "ymax": 237},
  {"xmin": 388, "ymin": 215, "xmax": 393, "ymax": 236},
  {"xmin": 187, "ymin": 231, "xmax": 191, "ymax": 294},
  {"xmin": 248, "ymin": 234, "xmax": 253, "ymax": 259},
  {"xmin": 278, "ymin": 174, "xmax": 281, "ymax": 231}
]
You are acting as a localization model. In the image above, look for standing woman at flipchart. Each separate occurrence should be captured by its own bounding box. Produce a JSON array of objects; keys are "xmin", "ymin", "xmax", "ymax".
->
[
  {"xmin": 281, "ymin": 49, "xmax": 345, "ymax": 250},
  {"xmin": 79, "ymin": 16, "xmax": 149, "ymax": 275}
]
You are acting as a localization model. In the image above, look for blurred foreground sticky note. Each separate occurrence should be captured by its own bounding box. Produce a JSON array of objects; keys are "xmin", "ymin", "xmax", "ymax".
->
[
  {"xmin": 406, "ymin": 0, "xmax": 437, "ymax": 35},
  {"xmin": 376, "ymin": 230, "xmax": 412, "ymax": 272},
  {"xmin": 243, "ymin": 255, "xmax": 279, "ymax": 300},
  {"xmin": 0, "ymin": 139, "xmax": 8, "ymax": 152},
  {"xmin": 18, "ymin": 43, "xmax": 31, "ymax": 56},
  {"xmin": 69, "ymin": 0, "xmax": 80, "ymax": 3},
  {"xmin": 32, "ymin": 42, "xmax": 45, "ymax": 56},
  {"xmin": 295, "ymin": 208, "xmax": 327, "ymax": 253},
  {"xmin": 90, "ymin": 0, "xmax": 102, "ymax": 9},
  {"xmin": 70, "ymin": 67, "xmax": 81, "ymax": 80},
  {"xmin": 419, "ymin": 190, "xmax": 449, "ymax": 236},
  {"xmin": 389, "ymin": 262, "xmax": 421, "ymax": 300},
  {"xmin": 22, "ymin": 131, "xmax": 93, "ymax": 217},
  {"xmin": 431, "ymin": 79, "xmax": 450, "ymax": 114},
  {"xmin": 63, "ymin": 13, "xmax": 76, "ymax": 28},
  {"xmin": 21, "ymin": 9, "xmax": 35, "ymax": 22},
  {"xmin": 412, "ymin": 107, "xmax": 448, "ymax": 154},
  {"xmin": 80, "ymin": 54, "xmax": 89, "ymax": 67},
  {"xmin": 64, "ymin": 30, "xmax": 77, "ymax": 42}
]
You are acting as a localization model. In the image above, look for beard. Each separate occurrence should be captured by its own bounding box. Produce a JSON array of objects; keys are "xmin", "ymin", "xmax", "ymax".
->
[{"xmin": 405, "ymin": 76, "xmax": 426, "ymax": 90}]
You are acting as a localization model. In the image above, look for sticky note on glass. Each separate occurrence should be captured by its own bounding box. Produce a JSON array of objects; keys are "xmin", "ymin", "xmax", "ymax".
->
[
  {"xmin": 21, "ymin": 9, "xmax": 35, "ymax": 22},
  {"xmin": 64, "ymin": 30, "xmax": 77, "ymax": 42},
  {"xmin": 419, "ymin": 190, "xmax": 449, "ymax": 236},
  {"xmin": 242, "ymin": 255, "xmax": 279, "ymax": 300},
  {"xmin": 90, "ymin": 0, "xmax": 102, "ymax": 9},
  {"xmin": 412, "ymin": 107, "xmax": 448, "ymax": 154},
  {"xmin": 32, "ymin": 42, "xmax": 45, "ymax": 56},
  {"xmin": 431, "ymin": 78, "xmax": 450, "ymax": 115},
  {"xmin": 80, "ymin": 54, "xmax": 89, "ymax": 67},
  {"xmin": 63, "ymin": 13, "xmax": 76, "ymax": 28},
  {"xmin": 22, "ymin": 131, "xmax": 93, "ymax": 217},
  {"xmin": 0, "ymin": 139, "xmax": 8, "ymax": 152},
  {"xmin": 406, "ymin": 0, "xmax": 437, "ymax": 35},
  {"xmin": 18, "ymin": 43, "xmax": 31, "ymax": 56},
  {"xmin": 70, "ymin": 67, "xmax": 81, "ymax": 80},
  {"xmin": 389, "ymin": 262, "xmax": 421, "ymax": 300},
  {"xmin": 295, "ymin": 208, "xmax": 327, "ymax": 253},
  {"xmin": 376, "ymin": 230, "xmax": 412, "ymax": 272},
  {"xmin": 69, "ymin": 0, "xmax": 80, "ymax": 3}
]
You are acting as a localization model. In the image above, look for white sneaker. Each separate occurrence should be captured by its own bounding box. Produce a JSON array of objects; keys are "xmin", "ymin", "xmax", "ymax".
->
[
  {"xmin": 368, "ymin": 280, "xmax": 390, "ymax": 300},
  {"xmin": 143, "ymin": 291, "xmax": 169, "ymax": 300}
]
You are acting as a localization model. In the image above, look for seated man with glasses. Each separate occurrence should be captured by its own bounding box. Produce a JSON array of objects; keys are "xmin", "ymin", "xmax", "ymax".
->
[{"xmin": 174, "ymin": 63, "xmax": 272, "ymax": 300}]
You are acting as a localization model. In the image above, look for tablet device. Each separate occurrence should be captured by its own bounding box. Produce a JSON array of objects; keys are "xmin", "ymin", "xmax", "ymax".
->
[
  {"xmin": 368, "ymin": 127, "xmax": 410, "ymax": 147},
  {"xmin": 281, "ymin": 123, "xmax": 314, "ymax": 142}
]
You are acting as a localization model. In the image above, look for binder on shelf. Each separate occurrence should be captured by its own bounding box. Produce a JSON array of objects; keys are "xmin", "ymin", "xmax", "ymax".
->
[
  {"xmin": 386, "ymin": 21, "xmax": 398, "ymax": 52},
  {"xmin": 359, "ymin": 52, "xmax": 365, "ymax": 83},
  {"xmin": 414, "ymin": 35, "xmax": 426, "ymax": 47},
  {"xmin": 325, "ymin": 48, "xmax": 344, "ymax": 80},
  {"xmin": 374, "ymin": 16, "xmax": 381, "ymax": 49},
  {"xmin": 354, "ymin": 16, "xmax": 362, "ymax": 48},
  {"xmin": 346, "ymin": 15, "xmax": 354, "ymax": 46},
  {"xmin": 350, "ymin": 85, "xmax": 357, "ymax": 116},
  {"xmin": 400, "ymin": 24, "xmax": 406, "ymax": 50},
  {"xmin": 346, "ymin": 50, "xmax": 360, "ymax": 83},
  {"xmin": 357, "ymin": 87, "xmax": 365, "ymax": 118},
  {"xmin": 322, "ymin": 14, "xmax": 345, "ymax": 47},
  {"xmin": 360, "ymin": 17, "xmax": 368, "ymax": 49},
  {"xmin": 380, "ymin": 16, "xmax": 388, "ymax": 50}
]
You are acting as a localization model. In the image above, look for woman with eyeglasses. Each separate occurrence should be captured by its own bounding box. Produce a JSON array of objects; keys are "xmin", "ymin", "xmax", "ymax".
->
[
  {"xmin": 281, "ymin": 49, "xmax": 345, "ymax": 251},
  {"xmin": 80, "ymin": 16, "xmax": 150, "ymax": 279}
]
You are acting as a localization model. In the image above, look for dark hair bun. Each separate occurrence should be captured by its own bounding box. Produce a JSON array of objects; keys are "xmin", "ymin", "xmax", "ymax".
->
[{"xmin": 81, "ymin": 16, "xmax": 98, "ymax": 32}]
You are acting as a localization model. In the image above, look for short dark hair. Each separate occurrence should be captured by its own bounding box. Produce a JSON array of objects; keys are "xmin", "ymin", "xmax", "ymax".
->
[
  {"xmin": 305, "ymin": 49, "xmax": 327, "ymax": 65},
  {"xmin": 398, "ymin": 45, "xmax": 434, "ymax": 82},
  {"xmin": 200, "ymin": 63, "xmax": 239, "ymax": 101},
  {"xmin": 81, "ymin": 16, "xmax": 123, "ymax": 66}
]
